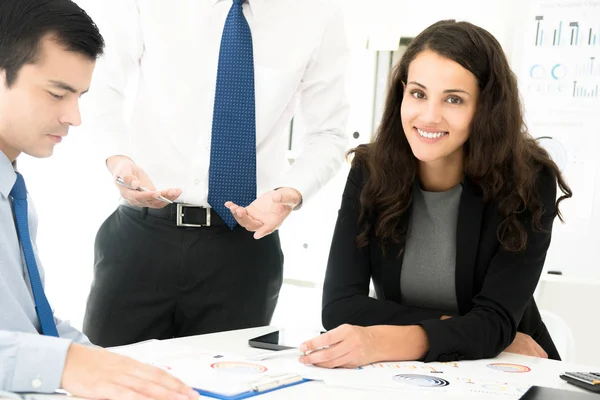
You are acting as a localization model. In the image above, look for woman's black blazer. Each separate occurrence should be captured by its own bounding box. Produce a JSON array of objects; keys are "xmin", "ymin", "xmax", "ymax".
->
[{"xmin": 322, "ymin": 164, "xmax": 560, "ymax": 362}]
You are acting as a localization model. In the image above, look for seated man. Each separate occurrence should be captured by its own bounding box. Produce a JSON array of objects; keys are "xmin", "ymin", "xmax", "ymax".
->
[{"xmin": 0, "ymin": 1, "xmax": 198, "ymax": 399}]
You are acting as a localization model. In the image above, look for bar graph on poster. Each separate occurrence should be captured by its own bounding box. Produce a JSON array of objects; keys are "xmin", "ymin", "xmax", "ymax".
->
[{"xmin": 519, "ymin": 0, "xmax": 600, "ymax": 278}]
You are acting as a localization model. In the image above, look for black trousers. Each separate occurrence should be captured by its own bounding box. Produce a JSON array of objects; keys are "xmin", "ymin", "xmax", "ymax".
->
[{"xmin": 83, "ymin": 205, "xmax": 284, "ymax": 347}]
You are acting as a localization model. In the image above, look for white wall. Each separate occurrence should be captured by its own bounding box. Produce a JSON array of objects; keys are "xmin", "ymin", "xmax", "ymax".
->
[
  {"xmin": 341, "ymin": 0, "xmax": 525, "ymax": 53},
  {"xmin": 536, "ymin": 275, "xmax": 600, "ymax": 365},
  {"xmin": 19, "ymin": 133, "xmax": 116, "ymax": 330}
]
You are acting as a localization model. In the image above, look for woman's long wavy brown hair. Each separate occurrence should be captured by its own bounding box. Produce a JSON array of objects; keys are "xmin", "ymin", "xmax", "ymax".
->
[{"xmin": 353, "ymin": 20, "xmax": 572, "ymax": 253}]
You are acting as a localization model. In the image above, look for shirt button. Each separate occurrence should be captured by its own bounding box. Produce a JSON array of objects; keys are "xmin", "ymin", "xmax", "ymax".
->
[
  {"xmin": 194, "ymin": 179, "xmax": 200, "ymax": 185},
  {"xmin": 31, "ymin": 377, "xmax": 42, "ymax": 389}
]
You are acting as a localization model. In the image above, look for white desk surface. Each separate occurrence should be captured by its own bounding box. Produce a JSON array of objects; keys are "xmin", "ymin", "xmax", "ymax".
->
[
  {"xmin": 168, "ymin": 326, "xmax": 598, "ymax": 399},
  {"xmin": 32, "ymin": 326, "xmax": 600, "ymax": 400}
]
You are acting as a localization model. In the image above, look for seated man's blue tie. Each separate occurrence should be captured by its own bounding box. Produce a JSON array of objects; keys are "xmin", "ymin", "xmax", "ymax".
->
[
  {"xmin": 208, "ymin": 0, "xmax": 257, "ymax": 229},
  {"xmin": 10, "ymin": 172, "xmax": 59, "ymax": 337}
]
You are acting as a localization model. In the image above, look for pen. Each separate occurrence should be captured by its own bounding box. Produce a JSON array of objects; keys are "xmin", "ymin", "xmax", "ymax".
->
[
  {"xmin": 247, "ymin": 348, "xmax": 302, "ymax": 361},
  {"xmin": 252, "ymin": 374, "xmax": 304, "ymax": 392},
  {"xmin": 115, "ymin": 176, "xmax": 173, "ymax": 204},
  {"xmin": 247, "ymin": 345, "xmax": 329, "ymax": 361}
]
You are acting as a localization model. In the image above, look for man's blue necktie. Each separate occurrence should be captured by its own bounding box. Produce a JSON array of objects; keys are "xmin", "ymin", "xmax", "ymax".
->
[
  {"xmin": 208, "ymin": 0, "xmax": 257, "ymax": 229},
  {"xmin": 10, "ymin": 173, "xmax": 59, "ymax": 337}
]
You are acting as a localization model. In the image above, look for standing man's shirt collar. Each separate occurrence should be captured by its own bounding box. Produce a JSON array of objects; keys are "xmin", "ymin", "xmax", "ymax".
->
[
  {"xmin": 211, "ymin": 0, "xmax": 264, "ymax": 17},
  {"xmin": 0, "ymin": 150, "xmax": 17, "ymax": 200}
]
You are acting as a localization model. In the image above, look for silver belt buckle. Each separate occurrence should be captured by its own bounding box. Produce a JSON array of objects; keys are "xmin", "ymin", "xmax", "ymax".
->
[{"xmin": 176, "ymin": 204, "xmax": 211, "ymax": 227}]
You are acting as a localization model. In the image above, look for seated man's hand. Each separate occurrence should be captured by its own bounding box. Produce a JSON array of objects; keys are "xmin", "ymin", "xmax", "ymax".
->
[
  {"xmin": 61, "ymin": 343, "xmax": 199, "ymax": 400},
  {"xmin": 505, "ymin": 332, "xmax": 548, "ymax": 358}
]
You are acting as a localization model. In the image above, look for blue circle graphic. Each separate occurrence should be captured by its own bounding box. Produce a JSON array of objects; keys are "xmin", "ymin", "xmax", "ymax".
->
[{"xmin": 551, "ymin": 64, "xmax": 567, "ymax": 80}]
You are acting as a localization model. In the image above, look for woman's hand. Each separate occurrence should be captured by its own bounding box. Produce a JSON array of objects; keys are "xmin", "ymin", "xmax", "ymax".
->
[
  {"xmin": 298, "ymin": 324, "xmax": 378, "ymax": 369},
  {"xmin": 299, "ymin": 324, "xmax": 429, "ymax": 369},
  {"xmin": 505, "ymin": 332, "xmax": 548, "ymax": 358}
]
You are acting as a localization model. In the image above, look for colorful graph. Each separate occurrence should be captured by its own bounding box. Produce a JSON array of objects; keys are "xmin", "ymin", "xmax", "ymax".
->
[
  {"xmin": 150, "ymin": 363, "xmax": 172, "ymax": 371},
  {"xmin": 482, "ymin": 383, "xmax": 510, "ymax": 392},
  {"xmin": 439, "ymin": 362, "xmax": 460, "ymax": 368},
  {"xmin": 536, "ymin": 136, "xmax": 568, "ymax": 171},
  {"xmin": 575, "ymin": 57, "xmax": 600, "ymax": 77},
  {"xmin": 478, "ymin": 383, "xmax": 530, "ymax": 393},
  {"xmin": 467, "ymin": 383, "xmax": 531, "ymax": 397},
  {"xmin": 210, "ymin": 362, "xmax": 268, "ymax": 374},
  {"xmin": 486, "ymin": 363, "xmax": 531, "ymax": 373},
  {"xmin": 529, "ymin": 63, "xmax": 568, "ymax": 80},
  {"xmin": 572, "ymin": 81, "xmax": 599, "ymax": 97},
  {"xmin": 365, "ymin": 363, "xmax": 443, "ymax": 373},
  {"xmin": 393, "ymin": 374, "xmax": 450, "ymax": 388},
  {"xmin": 523, "ymin": 1, "xmax": 600, "ymax": 106},
  {"xmin": 366, "ymin": 363, "xmax": 407, "ymax": 369},
  {"xmin": 533, "ymin": 15, "xmax": 599, "ymax": 47}
]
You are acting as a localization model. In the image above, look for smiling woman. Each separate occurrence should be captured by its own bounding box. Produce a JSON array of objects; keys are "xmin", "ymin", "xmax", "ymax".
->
[
  {"xmin": 300, "ymin": 19, "xmax": 573, "ymax": 370},
  {"xmin": 400, "ymin": 50, "xmax": 478, "ymax": 190}
]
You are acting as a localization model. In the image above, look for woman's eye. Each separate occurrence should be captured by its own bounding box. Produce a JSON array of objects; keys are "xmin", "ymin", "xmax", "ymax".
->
[{"xmin": 446, "ymin": 96, "xmax": 463, "ymax": 104}]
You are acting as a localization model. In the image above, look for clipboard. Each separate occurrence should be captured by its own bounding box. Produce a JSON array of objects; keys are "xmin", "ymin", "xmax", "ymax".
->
[{"xmin": 193, "ymin": 376, "xmax": 312, "ymax": 400}]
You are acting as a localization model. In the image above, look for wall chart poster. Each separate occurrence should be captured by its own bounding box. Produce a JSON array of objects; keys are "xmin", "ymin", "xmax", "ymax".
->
[{"xmin": 518, "ymin": 0, "xmax": 600, "ymax": 278}]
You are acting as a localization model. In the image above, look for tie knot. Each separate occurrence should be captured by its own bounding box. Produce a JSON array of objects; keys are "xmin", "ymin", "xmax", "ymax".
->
[
  {"xmin": 233, "ymin": 0, "xmax": 245, "ymax": 6},
  {"xmin": 10, "ymin": 172, "xmax": 27, "ymax": 200}
]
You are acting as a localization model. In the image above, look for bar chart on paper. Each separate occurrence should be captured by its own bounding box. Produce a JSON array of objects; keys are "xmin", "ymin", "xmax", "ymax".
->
[
  {"xmin": 572, "ymin": 80, "xmax": 599, "ymax": 97},
  {"xmin": 533, "ymin": 16, "xmax": 600, "ymax": 48},
  {"xmin": 522, "ymin": 0, "xmax": 600, "ymax": 105},
  {"xmin": 575, "ymin": 57, "xmax": 600, "ymax": 77}
]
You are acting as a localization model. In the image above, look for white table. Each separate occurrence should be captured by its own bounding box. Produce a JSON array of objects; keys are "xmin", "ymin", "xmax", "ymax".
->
[
  {"xmin": 30, "ymin": 326, "xmax": 599, "ymax": 400},
  {"xmin": 166, "ymin": 326, "xmax": 598, "ymax": 399}
]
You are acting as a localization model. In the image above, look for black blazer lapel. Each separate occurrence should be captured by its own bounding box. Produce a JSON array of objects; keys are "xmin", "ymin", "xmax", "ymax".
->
[{"xmin": 455, "ymin": 178, "xmax": 484, "ymax": 315}]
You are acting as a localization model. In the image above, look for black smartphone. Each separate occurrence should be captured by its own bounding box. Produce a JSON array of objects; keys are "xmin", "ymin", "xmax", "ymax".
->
[
  {"xmin": 520, "ymin": 385, "xmax": 600, "ymax": 399},
  {"xmin": 248, "ymin": 329, "xmax": 324, "ymax": 351}
]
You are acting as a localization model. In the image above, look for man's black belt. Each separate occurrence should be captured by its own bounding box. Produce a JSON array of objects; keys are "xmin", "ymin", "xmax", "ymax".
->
[{"xmin": 120, "ymin": 201, "xmax": 224, "ymax": 227}]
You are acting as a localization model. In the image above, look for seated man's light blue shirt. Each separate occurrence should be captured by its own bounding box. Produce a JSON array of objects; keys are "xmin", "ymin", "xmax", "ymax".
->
[{"xmin": 0, "ymin": 150, "xmax": 92, "ymax": 393}]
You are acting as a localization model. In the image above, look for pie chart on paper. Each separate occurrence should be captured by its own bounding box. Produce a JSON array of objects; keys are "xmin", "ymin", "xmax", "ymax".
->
[{"xmin": 536, "ymin": 136, "xmax": 568, "ymax": 172}]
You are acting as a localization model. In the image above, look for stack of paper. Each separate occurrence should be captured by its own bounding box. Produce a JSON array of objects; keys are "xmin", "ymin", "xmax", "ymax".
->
[{"xmin": 109, "ymin": 340, "xmax": 311, "ymax": 398}]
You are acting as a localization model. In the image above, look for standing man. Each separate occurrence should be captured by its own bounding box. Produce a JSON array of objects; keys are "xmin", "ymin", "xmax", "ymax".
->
[
  {"xmin": 0, "ymin": 1, "xmax": 197, "ymax": 399},
  {"xmin": 82, "ymin": 0, "xmax": 350, "ymax": 347}
]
